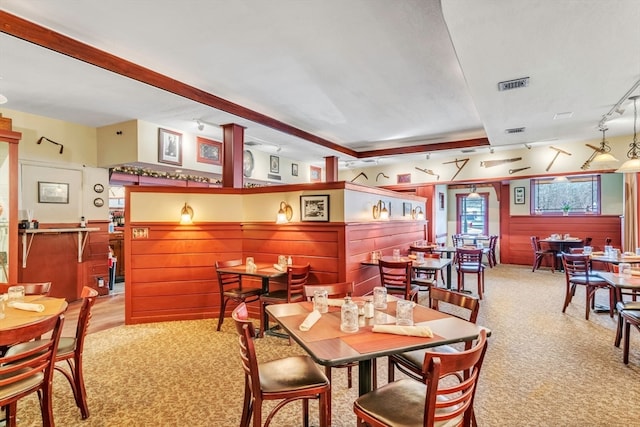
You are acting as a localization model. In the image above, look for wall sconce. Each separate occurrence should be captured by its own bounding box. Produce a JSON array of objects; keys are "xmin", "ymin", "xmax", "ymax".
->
[
  {"xmin": 180, "ymin": 202, "xmax": 194, "ymax": 224},
  {"xmin": 276, "ymin": 201, "xmax": 293, "ymax": 224},
  {"xmin": 412, "ymin": 206, "xmax": 425, "ymax": 220},
  {"xmin": 372, "ymin": 200, "xmax": 389, "ymax": 220}
]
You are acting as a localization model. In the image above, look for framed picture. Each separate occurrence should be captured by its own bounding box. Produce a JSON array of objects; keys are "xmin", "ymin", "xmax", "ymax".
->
[
  {"xmin": 158, "ymin": 128, "xmax": 182, "ymax": 166},
  {"xmin": 300, "ymin": 194, "xmax": 330, "ymax": 222},
  {"xmin": 132, "ymin": 227, "xmax": 149, "ymax": 239},
  {"xmin": 270, "ymin": 155, "xmax": 280, "ymax": 173},
  {"xmin": 438, "ymin": 192, "xmax": 445, "ymax": 210},
  {"xmin": 38, "ymin": 181, "xmax": 69, "ymax": 204},
  {"xmin": 310, "ymin": 166, "xmax": 321, "ymax": 182},
  {"xmin": 403, "ymin": 202, "xmax": 412, "ymax": 216},
  {"xmin": 514, "ymin": 186, "xmax": 525, "ymax": 204},
  {"xmin": 397, "ymin": 173, "xmax": 411, "ymax": 184},
  {"xmin": 196, "ymin": 137, "xmax": 222, "ymax": 165},
  {"xmin": 291, "ymin": 163, "xmax": 299, "ymax": 176}
]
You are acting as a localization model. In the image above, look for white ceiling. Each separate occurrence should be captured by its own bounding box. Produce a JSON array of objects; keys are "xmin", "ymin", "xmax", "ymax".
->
[{"xmin": 1, "ymin": 0, "xmax": 639, "ymax": 170}]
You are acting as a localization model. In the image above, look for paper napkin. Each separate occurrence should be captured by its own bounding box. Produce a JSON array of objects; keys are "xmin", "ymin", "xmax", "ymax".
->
[
  {"xmin": 372, "ymin": 324, "xmax": 433, "ymax": 337},
  {"xmin": 299, "ymin": 309, "xmax": 322, "ymax": 331},
  {"xmin": 9, "ymin": 301, "xmax": 45, "ymax": 312}
]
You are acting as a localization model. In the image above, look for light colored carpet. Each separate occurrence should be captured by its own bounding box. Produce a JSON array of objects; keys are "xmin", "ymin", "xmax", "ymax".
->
[{"xmin": 12, "ymin": 264, "xmax": 640, "ymax": 426}]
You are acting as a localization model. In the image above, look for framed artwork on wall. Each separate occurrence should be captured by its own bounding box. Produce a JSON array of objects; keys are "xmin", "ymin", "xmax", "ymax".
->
[
  {"xmin": 38, "ymin": 181, "xmax": 69, "ymax": 204},
  {"xmin": 292, "ymin": 163, "xmax": 299, "ymax": 176},
  {"xmin": 514, "ymin": 186, "xmax": 525, "ymax": 204},
  {"xmin": 310, "ymin": 166, "xmax": 321, "ymax": 182},
  {"xmin": 439, "ymin": 192, "xmax": 445, "ymax": 210},
  {"xmin": 158, "ymin": 128, "xmax": 182, "ymax": 166},
  {"xmin": 270, "ymin": 155, "xmax": 280, "ymax": 173},
  {"xmin": 403, "ymin": 202, "xmax": 412, "ymax": 216},
  {"xmin": 196, "ymin": 137, "xmax": 222, "ymax": 165},
  {"xmin": 300, "ymin": 195, "xmax": 330, "ymax": 222},
  {"xmin": 397, "ymin": 173, "xmax": 411, "ymax": 184}
]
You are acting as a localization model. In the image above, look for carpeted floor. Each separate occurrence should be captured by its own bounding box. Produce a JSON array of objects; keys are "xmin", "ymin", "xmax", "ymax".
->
[{"xmin": 13, "ymin": 264, "xmax": 640, "ymax": 426}]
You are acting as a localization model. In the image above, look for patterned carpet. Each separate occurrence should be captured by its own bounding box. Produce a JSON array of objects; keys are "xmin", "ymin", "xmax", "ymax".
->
[{"xmin": 12, "ymin": 264, "xmax": 640, "ymax": 426}]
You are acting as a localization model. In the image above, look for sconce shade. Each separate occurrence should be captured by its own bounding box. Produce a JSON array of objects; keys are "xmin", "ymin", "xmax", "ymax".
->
[
  {"xmin": 617, "ymin": 96, "xmax": 640, "ymax": 173},
  {"xmin": 276, "ymin": 201, "xmax": 293, "ymax": 224},
  {"xmin": 372, "ymin": 200, "xmax": 389, "ymax": 220},
  {"xmin": 592, "ymin": 127, "xmax": 618, "ymax": 165},
  {"xmin": 467, "ymin": 185, "xmax": 481, "ymax": 199},
  {"xmin": 412, "ymin": 206, "xmax": 425, "ymax": 220},
  {"xmin": 180, "ymin": 202, "xmax": 194, "ymax": 224}
]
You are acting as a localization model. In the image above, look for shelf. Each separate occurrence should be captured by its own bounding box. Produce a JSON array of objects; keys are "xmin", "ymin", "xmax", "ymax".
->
[{"xmin": 19, "ymin": 227, "xmax": 100, "ymax": 268}]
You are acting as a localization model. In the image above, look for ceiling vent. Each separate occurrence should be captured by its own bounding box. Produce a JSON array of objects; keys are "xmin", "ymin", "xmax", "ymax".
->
[
  {"xmin": 498, "ymin": 77, "xmax": 529, "ymax": 91},
  {"xmin": 505, "ymin": 127, "xmax": 526, "ymax": 134},
  {"xmin": 245, "ymin": 141, "xmax": 261, "ymax": 146},
  {"xmin": 461, "ymin": 148, "xmax": 476, "ymax": 153}
]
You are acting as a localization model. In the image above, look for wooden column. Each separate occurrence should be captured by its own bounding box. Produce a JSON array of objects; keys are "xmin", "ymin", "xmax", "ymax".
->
[
  {"xmin": 221, "ymin": 123, "xmax": 246, "ymax": 189},
  {"xmin": 0, "ymin": 114, "xmax": 21, "ymax": 283},
  {"xmin": 325, "ymin": 156, "xmax": 338, "ymax": 182}
]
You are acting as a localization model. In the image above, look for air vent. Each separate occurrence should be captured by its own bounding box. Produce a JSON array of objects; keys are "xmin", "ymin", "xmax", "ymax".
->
[
  {"xmin": 461, "ymin": 149, "xmax": 476, "ymax": 153},
  {"xmin": 245, "ymin": 141, "xmax": 261, "ymax": 146},
  {"xmin": 498, "ymin": 77, "xmax": 529, "ymax": 91},
  {"xmin": 505, "ymin": 127, "xmax": 526, "ymax": 134}
]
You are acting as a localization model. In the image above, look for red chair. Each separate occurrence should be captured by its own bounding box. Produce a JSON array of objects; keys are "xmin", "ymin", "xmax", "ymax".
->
[
  {"xmin": 455, "ymin": 248, "xmax": 485, "ymax": 299},
  {"xmin": 530, "ymin": 236, "xmax": 557, "ymax": 272},
  {"xmin": 215, "ymin": 259, "xmax": 262, "ymax": 331},
  {"xmin": 259, "ymin": 263, "xmax": 310, "ymax": 337},
  {"xmin": 232, "ymin": 303, "xmax": 330, "ymax": 427},
  {"xmin": 562, "ymin": 253, "xmax": 614, "ymax": 320},
  {"xmin": 378, "ymin": 259, "xmax": 419, "ymax": 302}
]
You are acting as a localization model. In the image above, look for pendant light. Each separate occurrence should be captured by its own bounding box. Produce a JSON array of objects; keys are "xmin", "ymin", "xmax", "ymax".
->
[
  {"xmin": 591, "ymin": 126, "xmax": 618, "ymax": 164},
  {"xmin": 616, "ymin": 95, "xmax": 640, "ymax": 173},
  {"xmin": 467, "ymin": 185, "xmax": 481, "ymax": 199}
]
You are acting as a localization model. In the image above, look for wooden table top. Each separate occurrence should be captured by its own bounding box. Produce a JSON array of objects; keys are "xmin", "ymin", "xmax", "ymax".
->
[
  {"xmin": 266, "ymin": 298, "xmax": 483, "ymax": 368},
  {"xmin": 362, "ymin": 256, "xmax": 452, "ymax": 270},
  {"xmin": 0, "ymin": 295, "xmax": 68, "ymax": 331},
  {"xmin": 215, "ymin": 262, "xmax": 287, "ymax": 279}
]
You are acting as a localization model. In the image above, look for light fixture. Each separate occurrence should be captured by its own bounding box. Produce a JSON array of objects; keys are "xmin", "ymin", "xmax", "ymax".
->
[
  {"xmin": 412, "ymin": 206, "xmax": 425, "ymax": 220},
  {"xmin": 591, "ymin": 126, "xmax": 618, "ymax": 164},
  {"xmin": 467, "ymin": 185, "xmax": 481, "ymax": 199},
  {"xmin": 276, "ymin": 201, "xmax": 293, "ymax": 224},
  {"xmin": 372, "ymin": 200, "xmax": 389, "ymax": 220},
  {"xmin": 553, "ymin": 176, "xmax": 569, "ymax": 183},
  {"xmin": 616, "ymin": 95, "xmax": 640, "ymax": 173},
  {"xmin": 196, "ymin": 120, "xmax": 204, "ymax": 131},
  {"xmin": 180, "ymin": 202, "xmax": 194, "ymax": 224},
  {"xmin": 0, "ymin": 93, "xmax": 7, "ymax": 105}
]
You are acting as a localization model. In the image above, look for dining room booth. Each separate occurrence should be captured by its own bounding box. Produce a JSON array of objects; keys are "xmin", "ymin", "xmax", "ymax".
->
[{"xmin": 123, "ymin": 181, "xmax": 428, "ymax": 324}]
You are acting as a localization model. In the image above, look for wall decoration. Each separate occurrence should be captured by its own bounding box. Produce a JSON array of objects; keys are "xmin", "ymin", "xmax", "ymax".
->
[
  {"xmin": 158, "ymin": 128, "xmax": 182, "ymax": 166},
  {"xmin": 270, "ymin": 155, "xmax": 280, "ymax": 173},
  {"xmin": 243, "ymin": 150, "xmax": 254, "ymax": 177},
  {"xmin": 376, "ymin": 172, "xmax": 389, "ymax": 181},
  {"xmin": 546, "ymin": 146, "xmax": 571, "ymax": 171},
  {"xmin": 397, "ymin": 173, "xmax": 411, "ymax": 184},
  {"xmin": 300, "ymin": 195, "xmax": 330, "ymax": 222},
  {"xmin": 291, "ymin": 163, "xmax": 298, "ymax": 176},
  {"xmin": 132, "ymin": 227, "xmax": 149, "ymax": 239},
  {"xmin": 514, "ymin": 187, "xmax": 526, "ymax": 204},
  {"xmin": 350, "ymin": 171, "xmax": 368, "ymax": 182},
  {"xmin": 403, "ymin": 202, "xmax": 412, "ymax": 216},
  {"xmin": 196, "ymin": 137, "xmax": 222, "ymax": 165},
  {"xmin": 310, "ymin": 166, "xmax": 321, "ymax": 182},
  {"xmin": 93, "ymin": 197, "xmax": 104, "ymax": 207},
  {"xmin": 38, "ymin": 181, "xmax": 69, "ymax": 204},
  {"xmin": 480, "ymin": 157, "xmax": 522, "ymax": 168},
  {"xmin": 93, "ymin": 183, "xmax": 104, "ymax": 193},
  {"xmin": 442, "ymin": 158, "xmax": 469, "ymax": 180},
  {"xmin": 439, "ymin": 192, "xmax": 445, "ymax": 210},
  {"xmin": 415, "ymin": 166, "xmax": 439, "ymax": 180}
]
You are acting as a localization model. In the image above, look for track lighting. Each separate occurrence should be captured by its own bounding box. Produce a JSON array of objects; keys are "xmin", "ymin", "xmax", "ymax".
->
[{"xmin": 616, "ymin": 96, "xmax": 640, "ymax": 173}]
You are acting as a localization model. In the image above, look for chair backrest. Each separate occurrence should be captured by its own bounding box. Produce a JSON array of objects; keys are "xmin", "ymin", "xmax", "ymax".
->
[
  {"xmin": 530, "ymin": 236, "xmax": 540, "ymax": 252},
  {"xmin": 378, "ymin": 259, "xmax": 413, "ymax": 300},
  {"xmin": 488, "ymin": 235, "xmax": 498, "ymax": 251},
  {"xmin": 429, "ymin": 288, "xmax": 480, "ymax": 323},
  {"xmin": 287, "ymin": 263, "xmax": 311, "ymax": 302},
  {"xmin": 412, "ymin": 246, "xmax": 434, "ymax": 254},
  {"xmin": 73, "ymin": 286, "xmax": 99, "ymax": 355},
  {"xmin": 0, "ymin": 314, "xmax": 65, "ymax": 407},
  {"xmin": 605, "ymin": 237, "xmax": 612, "ymax": 246},
  {"xmin": 231, "ymin": 303, "xmax": 261, "ymax": 400},
  {"xmin": 303, "ymin": 282, "xmax": 354, "ymax": 300},
  {"xmin": 455, "ymin": 248, "xmax": 484, "ymax": 271},
  {"xmin": 421, "ymin": 329, "xmax": 488, "ymax": 426},
  {"xmin": 215, "ymin": 259, "xmax": 243, "ymax": 293},
  {"xmin": 423, "ymin": 253, "xmax": 440, "ymax": 259},
  {"xmin": 452, "ymin": 234, "xmax": 464, "ymax": 247},
  {"xmin": 0, "ymin": 281, "xmax": 52, "ymax": 296},
  {"xmin": 562, "ymin": 253, "xmax": 593, "ymax": 281},
  {"xmin": 584, "ymin": 237, "xmax": 593, "ymax": 246}
]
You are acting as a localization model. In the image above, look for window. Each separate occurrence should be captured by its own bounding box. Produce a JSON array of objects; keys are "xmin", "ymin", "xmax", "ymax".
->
[
  {"xmin": 456, "ymin": 193, "xmax": 488, "ymax": 235},
  {"xmin": 530, "ymin": 175, "xmax": 601, "ymax": 215}
]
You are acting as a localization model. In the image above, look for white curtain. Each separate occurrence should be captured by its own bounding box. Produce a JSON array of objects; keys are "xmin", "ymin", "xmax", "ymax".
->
[{"xmin": 623, "ymin": 173, "xmax": 638, "ymax": 252}]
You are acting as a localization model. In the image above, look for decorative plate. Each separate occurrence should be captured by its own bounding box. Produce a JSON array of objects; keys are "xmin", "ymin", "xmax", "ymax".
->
[
  {"xmin": 243, "ymin": 150, "xmax": 254, "ymax": 177},
  {"xmin": 93, "ymin": 197, "xmax": 105, "ymax": 207},
  {"xmin": 93, "ymin": 183, "xmax": 104, "ymax": 193}
]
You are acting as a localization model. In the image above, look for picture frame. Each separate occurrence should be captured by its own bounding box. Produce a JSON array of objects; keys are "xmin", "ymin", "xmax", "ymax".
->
[
  {"xmin": 132, "ymin": 227, "xmax": 149, "ymax": 239},
  {"xmin": 270, "ymin": 155, "xmax": 280, "ymax": 173},
  {"xmin": 403, "ymin": 202, "xmax": 412, "ymax": 216},
  {"xmin": 514, "ymin": 186, "xmax": 526, "ymax": 204},
  {"xmin": 397, "ymin": 173, "xmax": 411, "ymax": 184},
  {"xmin": 310, "ymin": 166, "xmax": 321, "ymax": 182},
  {"xmin": 300, "ymin": 194, "xmax": 330, "ymax": 222},
  {"xmin": 158, "ymin": 128, "xmax": 182, "ymax": 166},
  {"xmin": 438, "ymin": 192, "xmax": 445, "ymax": 210},
  {"xmin": 38, "ymin": 181, "xmax": 69, "ymax": 204},
  {"xmin": 291, "ymin": 163, "xmax": 299, "ymax": 176},
  {"xmin": 196, "ymin": 137, "xmax": 222, "ymax": 165}
]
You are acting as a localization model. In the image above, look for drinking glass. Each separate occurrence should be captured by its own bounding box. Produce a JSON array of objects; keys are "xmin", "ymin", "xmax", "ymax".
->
[
  {"xmin": 415, "ymin": 252, "xmax": 425, "ymax": 263},
  {"xmin": 396, "ymin": 300, "xmax": 414, "ymax": 326},
  {"xmin": 7, "ymin": 285, "xmax": 25, "ymax": 302},
  {"xmin": 313, "ymin": 289, "xmax": 329, "ymax": 314},
  {"xmin": 340, "ymin": 297, "xmax": 359, "ymax": 333},
  {"xmin": 583, "ymin": 246, "xmax": 592, "ymax": 255},
  {"xmin": 373, "ymin": 286, "xmax": 387, "ymax": 309},
  {"xmin": 0, "ymin": 294, "xmax": 6, "ymax": 319},
  {"xmin": 619, "ymin": 262, "xmax": 632, "ymax": 279},
  {"xmin": 392, "ymin": 249, "xmax": 401, "ymax": 260}
]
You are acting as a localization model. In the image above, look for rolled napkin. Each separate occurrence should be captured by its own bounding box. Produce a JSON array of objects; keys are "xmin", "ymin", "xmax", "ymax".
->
[
  {"xmin": 372, "ymin": 324, "xmax": 433, "ymax": 337},
  {"xmin": 273, "ymin": 263, "xmax": 285, "ymax": 272},
  {"xmin": 299, "ymin": 309, "xmax": 322, "ymax": 331},
  {"xmin": 9, "ymin": 301, "xmax": 45, "ymax": 312},
  {"xmin": 630, "ymin": 269, "xmax": 640, "ymax": 277},
  {"xmin": 327, "ymin": 298, "xmax": 346, "ymax": 307}
]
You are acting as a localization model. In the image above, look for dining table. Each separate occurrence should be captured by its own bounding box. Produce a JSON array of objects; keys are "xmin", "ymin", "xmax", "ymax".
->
[
  {"xmin": 594, "ymin": 271, "xmax": 640, "ymax": 305},
  {"xmin": 0, "ymin": 295, "xmax": 68, "ymax": 350},
  {"xmin": 214, "ymin": 262, "xmax": 286, "ymax": 293},
  {"xmin": 266, "ymin": 297, "xmax": 485, "ymax": 397},
  {"xmin": 409, "ymin": 244, "xmax": 457, "ymax": 288},
  {"xmin": 539, "ymin": 237, "xmax": 584, "ymax": 254},
  {"xmin": 362, "ymin": 256, "xmax": 453, "ymax": 289}
]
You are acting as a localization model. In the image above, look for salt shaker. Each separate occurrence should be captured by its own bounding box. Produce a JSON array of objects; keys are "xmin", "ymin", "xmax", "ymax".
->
[
  {"xmin": 340, "ymin": 297, "xmax": 359, "ymax": 333},
  {"xmin": 363, "ymin": 298, "xmax": 374, "ymax": 319}
]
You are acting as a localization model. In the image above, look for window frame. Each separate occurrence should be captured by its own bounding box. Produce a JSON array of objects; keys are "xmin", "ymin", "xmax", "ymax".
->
[
  {"xmin": 456, "ymin": 192, "xmax": 489, "ymax": 235},
  {"xmin": 530, "ymin": 175, "xmax": 601, "ymax": 215}
]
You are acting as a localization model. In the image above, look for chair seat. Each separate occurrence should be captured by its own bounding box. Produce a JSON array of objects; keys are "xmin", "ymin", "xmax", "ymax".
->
[
  {"xmin": 394, "ymin": 344, "xmax": 459, "ymax": 368},
  {"xmin": 260, "ymin": 290, "xmax": 304, "ymax": 304},
  {"xmin": 354, "ymin": 378, "xmax": 462, "ymax": 427},
  {"xmin": 622, "ymin": 310, "xmax": 640, "ymax": 323},
  {"xmin": 223, "ymin": 287, "xmax": 262, "ymax": 299},
  {"xmin": 617, "ymin": 301, "xmax": 640, "ymax": 312},
  {"xmin": 568, "ymin": 276, "xmax": 608, "ymax": 286},
  {"xmin": 259, "ymin": 355, "xmax": 329, "ymax": 393},
  {"xmin": 0, "ymin": 372, "xmax": 44, "ymax": 400}
]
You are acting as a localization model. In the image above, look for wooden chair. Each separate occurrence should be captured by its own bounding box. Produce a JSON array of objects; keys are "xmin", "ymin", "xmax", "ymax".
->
[
  {"xmin": 484, "ymin": 235, "xmax": 499, "ymax": 268},
  {"xmin": 0, "ymin": 281, "xmax": 52, "ymax": 295},
  {"xmin": 530, "ymin": 236, "xmax": 557, "ymax": 273},
  {"xmin": 411, "ymin": 252, "xmax": 445, "ymax": 291},
  {"xmin": 455, "ymin": 248, "xmax": 485, "ymax": 299},
  {"xmin": 354, "ymin": 329, "xmax": 488, "ymax": 427},
  {"xmin": 561, "ymin": 253, "xmax": 614, "ymax": 320},
  {"xmin": 452, "ymin": 234, "xmax": 464, "ymax": 248},
  {"xmin": 5, "ymin": 286, "xmax": 98, "ymax": 419},
  {"xmin": 619, "ymin": 308, "xmax": 640, "ymax": 364},
  {"xmin": 378, "ymin": 259, "xmax": 419, "ymax": 302},
  {"xmin": 0, "ymin": 314, "xmax": 65, "ymax": 427},
  {"xmin": 259, "ymin": 263, "xmax": 310, "ymax": 337},
  {"xmin": 215, "ymin": 259, "xmax": 262, "ymax": 331},
  {"xmin": 232, "ymin": 303, "xmax": 330, "ymax": 427},
  {"xmin": 388, "ymin": 287, "xmax": 480, "ymax": 383}
]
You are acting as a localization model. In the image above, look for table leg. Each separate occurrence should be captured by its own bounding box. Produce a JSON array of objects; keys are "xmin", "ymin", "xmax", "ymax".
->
[
  {"xmin": 358, "ymin": 359, "xmax": 372, "ymax": 396},
  {"xmin": 446, "ymin": 264, "xmax": 452, "ymax": 290}
]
